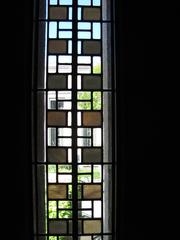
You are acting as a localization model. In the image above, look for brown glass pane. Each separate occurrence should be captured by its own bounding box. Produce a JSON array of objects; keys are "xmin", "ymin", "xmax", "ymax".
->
[
  {"xmin": 83, "ymin": 148, "xmax": 101, "ymax": 163},
  {"xmin": 49, "ymin": 220, "xmax": 67, "ymax": 234},
  {"xmin": 83, "ymin": 220, "xmax": 101, "ymax": 234},
  {"xmin": 69, "ymin": 220, "xmax": 73, "ymax": 234},
  {"xmin": 83, "ymin": 8, "xmax": 101, "ymax": 21},
  {"xmin": 83, "ymin": 75, "xmax": 101, "ymax": 89},
  {"xmin": 48, "ymin": 111, "xmax": 66, "ymax": 126},
  {"xmin": 83, "ymin": 184, "xmax": 101, "ymax": 199},
  {"xmin": 48, "ymin": 75, "xmax": 67, "ymax": 89},
  {"xmin": 49, "ymin": 7, "xmax": 67, "ymax": 20},
  {"xmin": 48, "ymin": 184, "xmax": 67, "ymax": 199},
  {"xmin": 83, "ymin": 112, "xmax": 101, "ymax": 126},
  {"xmin": 78, "ymin": 220, "xmax": 82, "ymax": 234},
  {"xmin": 48, "ymin": 148, "xmax": 66, "ymax": 163},
  {"xmin": 83, "ymin": 41, "xmax": 101, "ymax": 54},
  {"xmin": 49, "ymin": 40, "xmax": 67, "ymax": 54}
]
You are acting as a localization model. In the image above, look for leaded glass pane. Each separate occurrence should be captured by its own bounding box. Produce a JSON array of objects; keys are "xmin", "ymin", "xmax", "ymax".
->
[{"xmin": 33, "ymin": 1, "xmax": 115, "ymax": 240}]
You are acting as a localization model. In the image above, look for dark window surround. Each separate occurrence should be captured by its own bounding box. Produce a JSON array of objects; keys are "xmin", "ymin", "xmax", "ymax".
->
[{"xmin": 2, "ymin": 0, "xmax": 160, "ymax": 240}]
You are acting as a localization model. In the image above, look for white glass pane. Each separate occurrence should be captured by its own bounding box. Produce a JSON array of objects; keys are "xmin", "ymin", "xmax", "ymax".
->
[
  {"xmin": 78, "ymin": 56, "xmax": 91, "ymax": 64},
  {"xmin": 58, "ymin": 91, "xmax": 72, "ymax": 99},
  {"xmin": 58, "ymin": 138, "xmax": 72, "ymax": 146},
  {"xmin": 58, "ymin": 65, "xmax": 72, "ymax": 73},
  {"xmin": 58, "ymin": 55, "xmax": 72, "ymax": 63},
  {"xmin": 58, "ymin": 175, "xmax": 72, "ymax": 183},
  {"xmin": 58, "ymin": 128, "xmax": 72, "ymax": 136},
  {"xmin": 78, "ymin": 66, "xmax": 91, "ymax": 74},
  {"xmin": 93, "ymin": 128, "xmax": 101, "ymax": 146},
  {"xmin": 48, "ymin": 56, "xmax": 56, "ymax": 73},
  {"xmin": 94, "ymin": 201, "xmax": 101, "ymax": 218}
]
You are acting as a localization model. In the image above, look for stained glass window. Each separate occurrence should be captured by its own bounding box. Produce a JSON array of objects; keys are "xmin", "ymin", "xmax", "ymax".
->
[{"xmin": 32, "ymin": 0, "xmax": 115, "ymax": 239}]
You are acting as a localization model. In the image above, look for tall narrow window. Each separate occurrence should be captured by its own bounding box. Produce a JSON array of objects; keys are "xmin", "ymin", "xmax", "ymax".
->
[{"xmin": 32, "ymin": 0, "xmax": 116, "ymax": 240}]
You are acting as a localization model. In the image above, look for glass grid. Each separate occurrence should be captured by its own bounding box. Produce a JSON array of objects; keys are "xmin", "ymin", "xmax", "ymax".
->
[{"xmin": 33, "ymin": 0, "xmax": 115, "ymax": 239}]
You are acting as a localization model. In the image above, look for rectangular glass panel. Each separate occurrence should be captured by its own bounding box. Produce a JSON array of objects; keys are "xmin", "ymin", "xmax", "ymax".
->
[
  {"xmin": 48, "ymin": 148, "xmax": 67, "ymax": 163},
  {"xmin": 49, "ymin": 40, "xmax": 67, "ymax": 54},
  {"xmin": 48, "ymin": 111, "xmax": 66, "ymax": 126},
  {"xmin": 48, "ymin": 75, "xmax": 67, "ymax": 89},
  {"xmin": 33, "ymin": 0, "xmax": 114, "ymax": 239},
  {"xmin": 49, "ymin": 7, "xmax": 67, "ymax": 20},
  {"xmin": 83, "ymin": 8, "xmax": 101, "ymax": 20},
  {"xmin": 83, "ymin": 220, "xmax": 101, "ymax": 234},
  {"xmin": 49, "ymin": 220, "xmax": 67, "ymax": 234},
  {"xmin": 82, "ymin": 148, "xmax": 102, "ymax": 163},
  {"xmin": 82, "ymin": 75, "xmax": 101, "ymax": 89},
  {"xmin": 83, "ymin": 40, "xmax": 101, "ymax": 55},
  {"xmin": 48, "ymin": 184, "xmax": 67, "ymax": 199},
  {"xmin": 49, "ymin": 22, "xmax": 57, "ymax": 39},
  {"xmin": 83, "ymin": 184, "xmax": 101, "ymax": 199},
  {"xmin": 83, "ymin": 112, "xmax": 101, "ymax": 126}
]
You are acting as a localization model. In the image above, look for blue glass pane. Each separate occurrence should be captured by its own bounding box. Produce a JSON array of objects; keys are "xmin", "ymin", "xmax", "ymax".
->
[
  {"xmin": 69, "ymin": 7, "xmax": 72, "ymax": 20},
  {"xmin": 93, "ymin": 0, "xmax": 100, "ymax": 6},
  {"xmin": 78, "ymin": 31, "xmax": 91, "ymax": 39},
  {"xmin": 93, "ymin": 23, "xmax": 101, "ymax": 39},
  {"xmin": 78, "ymin": 7, "xmax": 82, "ymax": 20},
  {"xmin": 49, "ymin": 22, "xmax": 57, "ymax": 38},
  {"xmin": 59, "ymin": 22, "xmax": 72, "ymax": 29},
  {"xmin": 78, "ymin": 0, "xmax": 91, "ymax": 5},
  {"xmin": 50, "ymin": 0, "xmax": 58, "ymax": 5},
  {"xmin": 59, "ymin": 31, "xmax": 72, "ymax": 38},
  {"xmin": 78, "ymin": 22, "xmax": 91, "ymax": 30},
  {"xmin": 59, "ymin": 0, "xmax": 72, "ymax": 5}
]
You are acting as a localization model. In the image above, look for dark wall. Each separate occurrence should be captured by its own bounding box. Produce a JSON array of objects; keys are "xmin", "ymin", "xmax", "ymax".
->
[
  {"xmin": 1, "ymin": 0, "xmax": 172, "ymax": 239},
  {"xmin": 115, "ymin": 1, "xmax": 178, "ymax": 239},
  {"xmin": 2, "ymin": 0, "xmax": 33, "ymax": 239},
  {"xmin": 115, "ymin": 1, "xmax": 147, "ymax": 239}
]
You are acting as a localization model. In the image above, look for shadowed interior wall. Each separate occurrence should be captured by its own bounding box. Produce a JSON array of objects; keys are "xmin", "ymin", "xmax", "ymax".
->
[{"xmin": 1, "ymin": 0, "xmax": 165, "ymax": 239}]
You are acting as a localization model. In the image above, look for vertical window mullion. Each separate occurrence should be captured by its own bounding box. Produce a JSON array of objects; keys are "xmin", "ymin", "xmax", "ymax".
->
[{"xmin": 72, "ymin": 0, "xmax": 78, "ymax": 239}]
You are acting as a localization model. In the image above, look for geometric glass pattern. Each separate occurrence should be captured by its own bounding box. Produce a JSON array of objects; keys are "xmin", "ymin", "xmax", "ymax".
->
[{"xmin": 33, "ymin": 0, "xmax": 115, "ymax": 240}]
